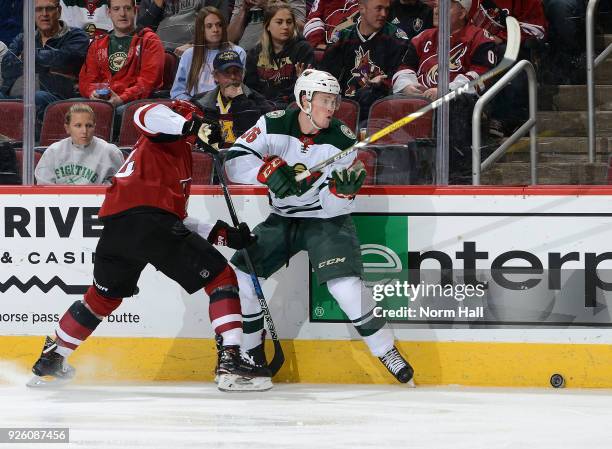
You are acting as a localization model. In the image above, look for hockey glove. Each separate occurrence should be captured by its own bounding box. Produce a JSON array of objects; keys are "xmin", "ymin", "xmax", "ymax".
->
[
  {"xmin": 256, "ymin": 156, "xmax": 300, "ymax": 199},
  {"xmin": 330, "ymin": 160, "xmax": 366, "ymax": 199},
  {"xmin": 207, "ymin": 220, "xmax": 257, "ymax": 250},
  {"xmin": 182, "ymin": 115, "xmax": 204, "ymax": 136},
  {"xmin": 197, "ymin": 119, "xmax": 223, "ymax": 148}
]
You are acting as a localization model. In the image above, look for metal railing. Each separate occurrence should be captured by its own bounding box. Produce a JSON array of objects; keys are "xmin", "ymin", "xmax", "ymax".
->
[
  {"xmin": 586, "ymin": 0, "xmax": 612, "ymax": 162},
  {"xmin": 472, "ymin": 60, "xmax": 538, "ymax": 185}
]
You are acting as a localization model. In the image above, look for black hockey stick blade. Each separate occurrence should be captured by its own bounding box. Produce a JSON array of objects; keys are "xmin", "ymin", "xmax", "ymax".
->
[{"xmin": 295, "ymin": 16, "xmax": 521, "ymax": 181}]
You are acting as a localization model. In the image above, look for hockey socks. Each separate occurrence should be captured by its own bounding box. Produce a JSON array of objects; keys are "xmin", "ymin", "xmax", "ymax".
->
[
  {"xmin": 54, "ymin": 287, "xmax": 122, "ymax": 357},
  {"xmin": 205, "ymin": 265, "xmax": 243, "ymax": 346}
]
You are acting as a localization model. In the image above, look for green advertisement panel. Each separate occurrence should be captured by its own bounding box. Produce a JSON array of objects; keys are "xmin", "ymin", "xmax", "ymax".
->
[{"xmin": 309, "ymin": 214, "xmax": 409, "ymax": 322}]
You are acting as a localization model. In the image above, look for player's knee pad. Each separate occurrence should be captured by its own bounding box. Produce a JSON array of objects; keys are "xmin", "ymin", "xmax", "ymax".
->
[
  {"xmin": 326, "ymin": 276, "xmax": 366, "ymax": 316},
  {"xmin": 235, "ymin": 269, "xmax": 261, "ymax": 314},
  {"xmin": 85, "ymin": 285, "xmax": 123, "ymax": 317}
]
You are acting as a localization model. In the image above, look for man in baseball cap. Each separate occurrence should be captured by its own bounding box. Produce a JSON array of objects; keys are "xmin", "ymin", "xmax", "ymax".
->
[{"xmin": 191, "ymin": 49, "xmax": 272, "ymax": 148}]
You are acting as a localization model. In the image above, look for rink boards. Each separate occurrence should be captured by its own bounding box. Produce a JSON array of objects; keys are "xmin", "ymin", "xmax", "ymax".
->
[{"xmin": 2, "ymin": 185, "xmax": 612, "ymax": 387}]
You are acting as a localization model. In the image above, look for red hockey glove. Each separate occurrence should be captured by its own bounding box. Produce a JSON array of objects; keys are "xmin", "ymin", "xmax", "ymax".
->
[{"xmin": 256, "ymin": 156, "xmax": 300, "ymax": 199}]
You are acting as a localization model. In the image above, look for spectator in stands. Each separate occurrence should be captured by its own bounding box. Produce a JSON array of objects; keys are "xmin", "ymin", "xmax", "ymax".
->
[
  {"xmin": 191, "ymin": 49, "xmax": 273, "ymax": 148},
  {"xmin": 0, "ymin": 0, "xmax": 22, "ymax": 45},
  {"xmin": 401, "ymin": 0, "xmax": 498, "ymax": 183},
  {"xmin": 388, "ymin": 0, "xmax": 433, "ymax": 39},
  {"xmin": 137, "ymin": 0, "xmax": 230, "ymax": 55},
  {"xmin": 59, "ymin": 0, "xmax": 114, "ymax": 39},
  {"xmin": 79, "ymin": 0, "xmax": 165, "ymax": 108},
  {"xmin": 171, "ymin": 7, "xmax": 245, "ymax": 100},
  {"xmin": 35, "ymin": 103, "xmax": 124, "ymax": 185},
  {"xmin": 469, "ymin": 0, "xmax": 547, "ymax": 136},
  {"xmin": 541, "ymin": 0, "xmax": 586, "ymax": 84},
  {"xmin": 303, "ymin": 0, "xmax": 359, "ymax": 51},
  {"xmin": 0, "ymin": 41, "xmax": 7, "ymax": 85},
  {"xmin": 319, "ymin": 0, "xmax": 413, "ymax": 124},
  {"xmin": 228, "ymin": 0, "xmax": 306, "ymax": 51},
  {"xmin": 0, "ymin": 0, "xmax": 89, "ymax": 126},
  {"xmin": 244, "ymin": 1, "xmax": 314, "ymax": 108}
]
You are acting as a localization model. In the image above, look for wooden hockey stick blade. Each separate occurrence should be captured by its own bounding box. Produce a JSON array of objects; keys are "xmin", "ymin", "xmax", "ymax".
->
[{"xmin": 295, "ymin": 16, "xmax": 521, "ymax": 182}]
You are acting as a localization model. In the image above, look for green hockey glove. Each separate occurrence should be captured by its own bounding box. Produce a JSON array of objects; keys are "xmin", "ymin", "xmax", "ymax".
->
[
  {"xmin": 330, "ymin": 160, "xmax": 366, "ymax": 199},
  {"xmin": 257, "ymin": 156, "xmax": 300, "ymax": 199}
]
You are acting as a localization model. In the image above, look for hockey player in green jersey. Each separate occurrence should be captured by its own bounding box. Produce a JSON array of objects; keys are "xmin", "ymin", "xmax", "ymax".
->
[{"xmin": 224, "ymin": 69, "xmax": 414, "ymax": 386}]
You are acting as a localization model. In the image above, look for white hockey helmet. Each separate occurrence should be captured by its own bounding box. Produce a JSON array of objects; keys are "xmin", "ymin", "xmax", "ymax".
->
[{"xmin": 294, "ymin": 69, "xmax": 341, "ymax": 115}]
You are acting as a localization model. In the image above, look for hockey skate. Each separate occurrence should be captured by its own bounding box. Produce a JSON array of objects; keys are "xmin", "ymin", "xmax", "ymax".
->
[
  {"xmin": 379, "ymin": 346, "xmax": 415, "ymax": 386},
  {"xmin": 27, "ymin": 336, "xmax": 75, "ymax": 388},
  {"xmin": 217, "ymin": 345, "xmax": 272, "ymax": 392}
]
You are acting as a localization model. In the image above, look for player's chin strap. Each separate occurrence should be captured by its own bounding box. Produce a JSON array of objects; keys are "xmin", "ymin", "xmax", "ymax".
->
[{"xmin": 300, "ymin": 101, "xmax": 323, "ymax": 132}]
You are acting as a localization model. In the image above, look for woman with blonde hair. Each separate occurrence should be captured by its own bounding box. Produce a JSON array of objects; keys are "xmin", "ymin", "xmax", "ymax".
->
[
  {"xmin": 244, "ymin": 1, "xmax": 313, "ymax": 108},
  {"xmin": 170, "ymin": 7, "xmax": 246, "ymax": 100},
  {"xmin": 35, "ymin": 104, "xmax": 124, "ymax": 185}
]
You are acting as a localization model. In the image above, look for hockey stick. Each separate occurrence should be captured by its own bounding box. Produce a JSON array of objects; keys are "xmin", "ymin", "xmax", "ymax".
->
[
  {"xmin": 295, "ymin": 16, "xmax": 521, "ymax": 182},
  {"xmin": 194, "ymin": 142, "xmax": 285, "ymax": 376}
]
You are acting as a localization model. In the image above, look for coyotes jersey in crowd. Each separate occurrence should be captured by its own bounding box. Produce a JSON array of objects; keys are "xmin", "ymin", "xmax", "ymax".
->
[
  {"xmin": 98, "ymin": 104, "xmax": 193, "ymax": 220},
  {"xmin": 407, "ymin": 24, "xmax": 498, "ymax": 89},
  {"xmin": 303, "ymin": 0, "xmax": 359, "ymax": 47},
  {"xmin": 470, "ymin": 0, "xmax": 547, "ymax": 42},
  {"xmin": 225, "ymin": 108, "xmax": 358, "ymax": 219},
  {"xmin": 320, "ymin": 21, "xmax": 411, "ymax": 98}
]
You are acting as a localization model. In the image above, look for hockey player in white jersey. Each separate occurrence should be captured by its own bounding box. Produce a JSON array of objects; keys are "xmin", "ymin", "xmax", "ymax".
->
[{"xmin": 224, "ymin": 69, "xmax": 414, "ymax": 386}]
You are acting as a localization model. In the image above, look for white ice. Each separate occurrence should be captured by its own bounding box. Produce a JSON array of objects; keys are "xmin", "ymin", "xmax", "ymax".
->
[{"xmin": 1, "ymin": 371, "xmax": 611, "ymax": 449}]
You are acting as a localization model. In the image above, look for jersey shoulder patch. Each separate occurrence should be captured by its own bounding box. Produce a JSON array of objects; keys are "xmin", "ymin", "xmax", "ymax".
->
[
  {"xmin": 340, "ymin": 123, "xmax": 356, "ymax": 140},
  {"xmin": 266, "ymin": 110, "xmax": 286, "ymax": 119},
  {"xmin": 315, "ymin": 118, "xmax": 357, "ymax": 151}
]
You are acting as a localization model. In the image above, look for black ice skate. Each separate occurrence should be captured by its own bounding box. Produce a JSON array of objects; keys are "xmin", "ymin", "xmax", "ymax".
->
[
  {"xmin": 379, "ymin": 346, "xmax": 415, "ymax": 386},
  {"xmin": 244, "ymin": 329, "xmax": 268, "ymax": 368},
  {"xmin": 27, "ymin": 336, "xmax": 75, "ymax": 388},
  {"xmin": 217, "ymin": 345, "xmax": 272, "ymax": 392}
]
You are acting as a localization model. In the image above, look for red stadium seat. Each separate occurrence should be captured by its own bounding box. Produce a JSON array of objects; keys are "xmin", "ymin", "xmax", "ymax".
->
[
  {"xmin": 14, "ymin": 148, "xmax": 44, "ymax": 174},
  {"xmin": 367, "ymin": 96, "xmax": 433, "ymax": 145},
  {"xmin": 162, "ymin": 51, "xmax": 179, "ymax": 91},
  {"xmin": 336, "ymin": 98, "xmax": 360, "ymax": 134},
  {"xmin": 39, "ymin": 99, "xmax": 115, "ymax": 146},
  {"xmin": 192, "ymin": 151, "xmax": 214, "ymax": 185},
  {"xmin": 0, "ymin": 100, "xmax": 24, "ymax": 141},
  {"xmin": 356, "ymin": 148, "xmax": 377, "ymax": 185},
  {"xmin": 288, "ymin": 98, "xmax": 359, "ymax": 133},
  {"xmin": 118, "ymin": 99, "xmax": 174, "ymax": 147}
]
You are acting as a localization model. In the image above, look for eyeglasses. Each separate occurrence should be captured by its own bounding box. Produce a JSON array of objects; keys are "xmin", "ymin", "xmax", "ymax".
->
[{"xmin": 35, "ymin": 5, "xmax": 59, "ymax": 13}]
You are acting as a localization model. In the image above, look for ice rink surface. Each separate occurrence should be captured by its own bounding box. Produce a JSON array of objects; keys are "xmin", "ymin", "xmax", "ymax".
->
[{"xmin": 1, "ymin": 364, "xmax": 612, "ymax": 449}]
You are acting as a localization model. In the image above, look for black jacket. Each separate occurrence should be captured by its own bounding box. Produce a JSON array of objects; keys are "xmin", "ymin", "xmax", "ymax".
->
[{"xmin": 244, "ymin": 37, "xmax": 314, "ymax": 109}]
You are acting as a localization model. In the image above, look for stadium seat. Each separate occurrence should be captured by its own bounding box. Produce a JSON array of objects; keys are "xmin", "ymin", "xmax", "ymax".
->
[
  {"xmin": 14, "ymin": 148, "xmax": 44, "ymax": 174},
  {"xmin": 39, "ymin": 99, "xmax": 114, "ymax": 146},
  {"xmin": 162, "ymin": 51, "xmax": 179, "ymax": 91},
  {"xmin": 0, "ymin": 100, "xmax": 24, "ymax": 141},
  {"xmin": 118, "ymin": 99, "xmax": 173, "ymax": 147},
  {"xmin": 367, "ymin": 96, "xmax": 433, "ymax": 145},
  {"xmin": 151, "ymin": 51, "xmax": 179, "ymax": 98},
  {"xmin": 192, "ymin": 151, "xmax": 214, "ymax": 185},
  {"xmin": 288, "ymin": 98, "xmax": 360, "ymax": 134},
  {"xmin": 356, "ymin": 148, "xmax": 377, "ymax": 185}
]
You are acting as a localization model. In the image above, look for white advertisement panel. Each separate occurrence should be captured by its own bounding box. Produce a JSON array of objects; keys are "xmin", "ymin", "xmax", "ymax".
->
[{"xmin": 2, "ymin": 190, "xmax": 612, "ymax": 344}]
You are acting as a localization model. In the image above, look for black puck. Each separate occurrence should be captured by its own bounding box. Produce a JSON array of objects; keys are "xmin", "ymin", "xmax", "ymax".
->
[{"xmin": 550, "ymin": 373, "xmax": 565, "ymax": 388}]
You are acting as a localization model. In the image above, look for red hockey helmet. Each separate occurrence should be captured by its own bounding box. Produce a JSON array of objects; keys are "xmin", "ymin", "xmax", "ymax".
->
[{"xmin": 170, "ymin": 99, "xmax": 201, "ymax": 119}]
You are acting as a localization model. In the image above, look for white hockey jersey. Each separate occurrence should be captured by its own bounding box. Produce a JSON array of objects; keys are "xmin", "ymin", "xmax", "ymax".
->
[{"xmin": 225, "ymin": 108, "xmax": 358, "ymax": 219}]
